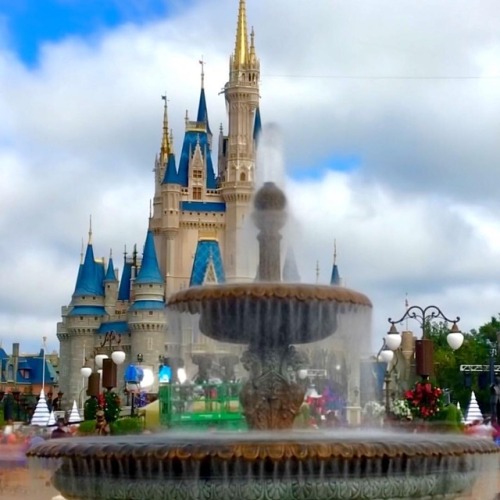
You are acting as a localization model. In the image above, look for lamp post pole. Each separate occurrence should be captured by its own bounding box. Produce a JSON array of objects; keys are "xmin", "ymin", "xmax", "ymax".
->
[
  {"xmin": 377, "ymin": 334, "xmax": 402, "ymax": 415},
  {"xmin": 388, "ymin": 305, "xmax": 463, "ymax": 380}
]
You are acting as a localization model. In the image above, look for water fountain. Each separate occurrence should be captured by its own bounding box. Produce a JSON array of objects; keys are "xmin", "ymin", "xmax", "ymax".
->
[{"xmin": 28, "ymin": 181, "xmax": 498, "ymax": 499}]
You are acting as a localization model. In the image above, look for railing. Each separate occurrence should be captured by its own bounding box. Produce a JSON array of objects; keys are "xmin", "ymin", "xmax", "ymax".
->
[{"xmin": 159, "ymin": 381, "xmax": 245, "ymax": 430}]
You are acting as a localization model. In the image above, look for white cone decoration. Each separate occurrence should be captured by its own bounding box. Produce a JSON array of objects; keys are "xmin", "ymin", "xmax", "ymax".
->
[
  {"xmin": 456, "ymin": 402, "xmax": 464, "ymax": 423},
  {"xmin": 31, "ymin": 388, "xmax": 51, "ymax": 426},
  {"xmin": 47, "ymin": 410, "xmax": 56, "ymax": 426},
  {"xmin": 68, "ymin": 400, "xmax": 81, "ymax": 423},
  {"xmin": 465, "ymin": 391, "xmax": 483, "ymax": 424}
]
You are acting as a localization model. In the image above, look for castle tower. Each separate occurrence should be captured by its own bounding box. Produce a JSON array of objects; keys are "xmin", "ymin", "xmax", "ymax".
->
[
  {"xmin": 57, "ymin": 224, "xmax": 106, "ymax": 407},
  {"xmin": 127, "ymin": 230, "xmax": 166, "ymax": 391},
  {"xmin": 221, "ymin": 0, "xmax": 260, "ymax": 281}
]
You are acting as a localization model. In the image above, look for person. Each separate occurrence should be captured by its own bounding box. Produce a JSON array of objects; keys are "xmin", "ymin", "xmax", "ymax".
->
[{"xmin": 51, "ymin": 418, "xmax": 67, "ymax": 439}]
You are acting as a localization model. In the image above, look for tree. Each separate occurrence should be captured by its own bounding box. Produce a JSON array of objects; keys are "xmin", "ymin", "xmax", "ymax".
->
[{"xmin": 428, "ymin": 316, "xmax": 500, "ymax": 415}]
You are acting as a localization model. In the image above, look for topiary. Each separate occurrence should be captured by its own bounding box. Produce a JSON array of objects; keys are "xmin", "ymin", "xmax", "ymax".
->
[
  {"xmin": 110, "ymin": 417, "xmax": 143, "ymax": 435},
  {"xmin": 84, "ymin": 396, "xmax": 99, "ymax": 421}
]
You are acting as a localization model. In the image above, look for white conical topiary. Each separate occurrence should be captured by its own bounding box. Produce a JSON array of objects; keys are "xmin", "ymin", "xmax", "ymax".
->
[
  {"xmin": 47, "ymin": 410, "xmax": 56, "ymax": 426},
  {"xmin": 31, "ymin": 389, "xmax": 51, "ymax": 426},
  {"xmin": 68, "ymin": 400, "xmax": 81, "ymax": 423},
  {"xmin": 465, "ymin": 391, "xmax": 483, "ymax": 424}
]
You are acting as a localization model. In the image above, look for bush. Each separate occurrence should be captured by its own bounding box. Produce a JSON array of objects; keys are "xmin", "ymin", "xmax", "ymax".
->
[
  {"xmin": 78, "ymin": 420, "xmax": 97, "ymax": 436},
  {"xmin": 84, "ymin": 397, "xmax": 99, "ymax": 421},
  {"xmin": 110, "ymin": 417, "xmax": 143, "ymax": 435},
  {"xmin": 433, "ymin": 403, "xmax": 463, "ymax": 432}
]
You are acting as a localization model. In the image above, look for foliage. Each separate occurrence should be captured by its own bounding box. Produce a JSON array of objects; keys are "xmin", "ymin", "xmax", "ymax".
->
[
  {"xmin": 362, "ymin": 401, "xmax": 385, "ymax": 419},
  {"xmin": 110, "ymin": 417, "xmax": 143, "ymax": 435},
  {"xmin": 83, "ymin": 392, "xmax": 121, "ymax": 423},
  {"xmin": 84, "ymin": 396, "xmax": 99, "ymax": 421},
  {"xmin": 428, "ymin": 317, "xmax": 500, "ymax": 413},
  {"xmin": 78, "ymin": 419, "xmax": 97, "ymax": 435},
  {"xmin": 103, "ymin": 391, "xmax": 121, "ymax": 423},
  {"xmin": 405, "ymin": 381, "xmax": 444, "ymax": 420},
  {"xmin": 391, "ymin": 398, "xmax": 413, "ymax": 421},
  {"xmin": 433, "ymin": 403, "xmax": 463, "ymax": 432}
]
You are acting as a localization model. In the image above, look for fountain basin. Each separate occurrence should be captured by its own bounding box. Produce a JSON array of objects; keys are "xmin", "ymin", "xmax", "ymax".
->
[
  {"xmin": 169, "ymin": 283, "xmax": 372, "ymax": 346},
  {"xmin": 27, "ymin": 431, "xmax": 498, "ymax": 500}
]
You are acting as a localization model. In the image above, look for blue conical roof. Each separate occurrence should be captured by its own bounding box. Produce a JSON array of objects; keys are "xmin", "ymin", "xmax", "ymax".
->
[
  {"xmin": 162, "ymin": 153, "xmax": 179, "ymax": 184},
  {"xmin": 197, "ymin": 87, "xmax": 211, "ymax": 135},
  {"xmin": 254, "ymin": 107, "xmax": 262, "ymax": 144},
  {"xmin": 73, "ymin": 243, "xmax": 104, "ymax": 296},
  {"xmin": 330, "ymin": 264, "xmax": 341, "ymax": 285},
  {"xmin": 104, "ymin": 256, "xmax": 117, "ymax": 281},
  {"xmin": 135, "ymin": 231, "xmax": 164, "ymax": 284},
  {"xmin": 118, "ymin": 257, "xmax": 132, "ymax": 301}
]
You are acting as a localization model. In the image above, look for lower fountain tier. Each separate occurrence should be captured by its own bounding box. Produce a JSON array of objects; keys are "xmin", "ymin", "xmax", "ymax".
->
[{"xmin": 28, "ymin": 431, "xmax": 498, "ymax": 500}]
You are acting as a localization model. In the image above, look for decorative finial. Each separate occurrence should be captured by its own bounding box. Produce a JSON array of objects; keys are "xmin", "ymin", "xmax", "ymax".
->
[
  {"xmin": 316, "ymin": 260, "xmax": 320, "ymax": 284},
  {"xmin": 123, "ymin": 244, "xmax": 127, "ymax": 259},
  {"xmin": 80, "ymin": 238, "xmax": 84, "ymax": 264},
  {"xmin": 333, "ymin": 239, "xmax": 337, "ymax": 265},
  {"xmin": 199, "ymin": 56, "xmax": 205, "ymax": 88},
  {"xmin": 160, "ymin": 93, "xmax": 171, "ymax": 163},
  {"xmin": 185, "ymin": 109, "xmax": 189, "ymax": 127},
  {"xmin": 219, "ymin": 123, "xmax": 223, "ymax": 133},
  {"xmin": 88, "ymin": 215, "xmax": 93, "ymax": 244}
]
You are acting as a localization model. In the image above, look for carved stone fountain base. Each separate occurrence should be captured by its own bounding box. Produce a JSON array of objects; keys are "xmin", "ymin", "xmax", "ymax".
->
[{"xmin": 28, "ymin": 431, "xmax": 498, "ymax": 500}]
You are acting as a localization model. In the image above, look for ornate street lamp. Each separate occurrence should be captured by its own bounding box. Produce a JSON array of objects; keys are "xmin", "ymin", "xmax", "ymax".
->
[
  {"xmin": 377, "ymin": 328, "xmax": 402, "ymax": 413},
  {"xmin": 388, "ymin": 305, "xmax": 463, "ymax": 379}
]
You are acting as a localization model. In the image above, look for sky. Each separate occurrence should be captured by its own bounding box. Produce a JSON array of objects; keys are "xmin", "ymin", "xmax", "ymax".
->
[{"xmin": 2, "ymin": 0, "xmax": 500, "ymax": 357}]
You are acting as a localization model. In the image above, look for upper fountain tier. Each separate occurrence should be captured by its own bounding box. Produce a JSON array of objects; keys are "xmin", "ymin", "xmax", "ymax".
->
[{"xmin": 168, "ymin": 181, "xmax": 372, "ymax": 348}]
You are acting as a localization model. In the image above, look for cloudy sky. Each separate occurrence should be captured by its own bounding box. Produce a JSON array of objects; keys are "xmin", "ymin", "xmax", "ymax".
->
[{"xmin": 1, "ymin": 0, "xmax": 500, "ymax": 356}]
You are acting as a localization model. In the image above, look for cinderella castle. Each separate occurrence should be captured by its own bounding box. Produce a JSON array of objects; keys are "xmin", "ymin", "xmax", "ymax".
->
[{"xmin": 57, "ymin": 0, "xmax": 344, "ymax": 408}]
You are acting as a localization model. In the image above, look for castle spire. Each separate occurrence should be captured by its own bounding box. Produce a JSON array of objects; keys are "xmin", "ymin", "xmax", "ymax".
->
[
  {"xmin": 330, "ymin": 239, "xmax": 341, "ymax": 286},
  {"xmin": 88, "ymin": 215, "xmax": 93, "ymax": 244},
  {"xmin": 233, "ymin": 0, "xmax": 249, "ymax": 67},
  {"xmin": 199, "ymin": 56, "xmax": 205, "ymax": 89},
  {"xmin": 160, "ymin": 94, "xmax": 171, "ymax": 167}
]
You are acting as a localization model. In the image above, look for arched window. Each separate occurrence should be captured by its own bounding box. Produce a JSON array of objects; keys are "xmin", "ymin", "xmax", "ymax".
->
[{"xmin": 240, "ymin": 172, "xmax": 246, "ymax": 182}]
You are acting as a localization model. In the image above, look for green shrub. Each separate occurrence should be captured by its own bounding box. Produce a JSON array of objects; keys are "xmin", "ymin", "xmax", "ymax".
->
[
  {"xmin": 78, "ymin": 420, "xmax": 97, "ymax": 436},
  {"xmin": 84, "ymin": 397, "xmax": 99, "ymax": 421},
  {"xmin": 110, "ymin": 417, "xmax": 143, "ymax": 435},
  {"xmin": 433, "ymin": 403, "xmax": 463, "ymax": 432}
]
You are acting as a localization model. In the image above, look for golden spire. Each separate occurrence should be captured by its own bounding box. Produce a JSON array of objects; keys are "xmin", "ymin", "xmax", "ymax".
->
[
  {"xmin": 233, "ymin": 0, "xmax": 249, "ymax": 67},
  {"xmin": 160, "ymin": 93, "xmax": 171, "ymax": 166}
]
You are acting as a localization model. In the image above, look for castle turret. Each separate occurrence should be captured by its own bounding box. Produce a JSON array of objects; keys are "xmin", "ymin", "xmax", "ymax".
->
[
  {"xmin": 104, "ymin": 251, "xmax": 118, "ymax": 313},
  {"xmin": 58, "ymin": 223, "xmax": 106, "ymax": 408},
  {"xmin": 330, "ymin": 241, "xmax": 342, "ymax": 286},
  {"xmin": 221, "ymin": 0, "xmax": 260, "ymax": 281},
  {"xmin": 128, "ymin": 230, "xmax": 166, "ymax": 390}
]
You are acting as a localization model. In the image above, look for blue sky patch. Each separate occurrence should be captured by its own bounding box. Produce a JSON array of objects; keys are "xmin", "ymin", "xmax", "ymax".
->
[
  {"xmin": 289, "ymin": 154, "xmax": 360, "ymax": 180},
  {"xmin": 0, "ymin": 0, "xmax": 190, "ymax": 66}
]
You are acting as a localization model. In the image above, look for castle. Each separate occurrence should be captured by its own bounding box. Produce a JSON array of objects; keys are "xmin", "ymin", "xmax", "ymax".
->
[{"xmin": 57, "ymin": 0, "xmax": 343, "ymax": 409}]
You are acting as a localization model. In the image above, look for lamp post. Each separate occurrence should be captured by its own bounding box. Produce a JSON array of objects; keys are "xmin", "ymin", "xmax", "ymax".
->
[
  {"xmin": 80, "ymin": 332, "xmax": 126, "ymax": 400},
  {"xmin": 388, "ymin": 305, "xmax": 463, "ymax": 379},
  {"xmin": 377, "ymin": 329, "xmax": 402, "ymax": 413}
]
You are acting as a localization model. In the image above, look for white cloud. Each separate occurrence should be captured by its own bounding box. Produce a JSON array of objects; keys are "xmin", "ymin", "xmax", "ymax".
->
[{"xmin": 2, "ymin": 0, "xmax": 500, "ymax": 354}]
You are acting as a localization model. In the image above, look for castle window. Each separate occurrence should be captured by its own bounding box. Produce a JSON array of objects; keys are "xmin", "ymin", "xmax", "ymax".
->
[
  {"xmin": 19, "ymin": 369, "xmax": 30, "ymax": 380},
  {"xmin": 193, "ymin": 169, "xmax": 203, "ymax": 179},
  {"xmin": 149, "ymin": 311, "xmax": 153, "ymax": 315},
  {"xmin": 240, "ymin": 172, "xmax": 246, "ymax": 182},
  {"xmin": 193, "ymin": 187, "xmax": 202, "ymax": 200}
]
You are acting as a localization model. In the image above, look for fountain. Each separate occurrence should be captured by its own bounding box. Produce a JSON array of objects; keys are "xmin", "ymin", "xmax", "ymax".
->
[{"xmin": 28, "ymin": 181, "xmax": 498, "ymax": 499}]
